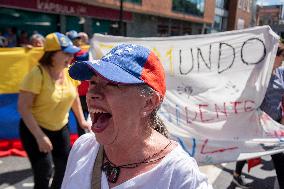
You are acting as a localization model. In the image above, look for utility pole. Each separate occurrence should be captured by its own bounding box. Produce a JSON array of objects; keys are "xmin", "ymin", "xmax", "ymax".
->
[{"xmin": 119, "ymin": 0, "xmax": 125, "ymax": 36}]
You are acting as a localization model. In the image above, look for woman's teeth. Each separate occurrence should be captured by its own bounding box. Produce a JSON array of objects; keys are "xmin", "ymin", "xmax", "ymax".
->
[{"xmin": 89, "ymin": 108, "xmax": 108, "ymax": 114}]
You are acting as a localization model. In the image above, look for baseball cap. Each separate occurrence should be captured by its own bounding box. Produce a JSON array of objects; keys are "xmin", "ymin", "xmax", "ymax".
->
[
  {"xmin": 66, "ymin": 30, "xmax": 80, "ymax": 41},
  {"xmin": 69, "ymin": 44, "xmax": 166, "ymax": 97},
  {"xmin": 44, "ymin": 32, "xmax": 80, "ymax": 54}
]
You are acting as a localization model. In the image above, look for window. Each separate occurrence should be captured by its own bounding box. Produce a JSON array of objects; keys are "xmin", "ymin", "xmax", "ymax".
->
[
  {"xmin": 182, "ymin": 26, "xmax": 192, "ymax": 35},
  {"xmin": 66, "ymin": 16, "xmax": 84, "ymax": 32},
  {"xmin": 157, "ymin": 24, "xmax": 169, "ymax": 37},
  {"xmin": 216, "ymin": 0, "xmax": 228, "ymax": 9},
  {"xmin": 172, "ymin": 0, "xmax": 205, "ymax": 17},
  {"xmin": 245, "ymin": 0, "xmax": 251, "ymax": 12},
  {"xmin": 213, "ymin": 15, "xmax": 227, "ymax": 32},
  {"xmin": 238, "ymin": 0, "xmax": 251, "ymax": 12},
  {"xmin": 124, "ymin": 0, "xmax": 141, "ymax": 4},
  {"xmin": 92, "ymin": 19, "xmax": 125, "ymax": 36},
  {"xmin": 238, "ymin": 0, "xmax": 243, "ymax": 9},
  {"xmin": 0, "ymin": 7, "xmax": 58, "ymax": 36},
  {"xmin": 237, "ymin": 18, "xmax": 245, "ymax": 29},
  {"xmin": 213, "ymin": 15, "xmax": 222, "ymax": 31},
  {"xmin": 92, "ymin": 19, "xmax": 111, "ymax": 35},
  {"xmin": 171, "ymin": 25, "xmax": 180, "ymax": 36}
]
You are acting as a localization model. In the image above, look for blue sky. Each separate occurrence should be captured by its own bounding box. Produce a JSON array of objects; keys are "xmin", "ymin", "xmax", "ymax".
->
[{"xmin": 257, "ymin": 0, "xmax": 284, "ymax": 5}]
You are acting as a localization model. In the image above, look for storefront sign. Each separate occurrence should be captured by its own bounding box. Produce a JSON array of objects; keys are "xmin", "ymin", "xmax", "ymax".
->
[
  {"xmin": 1, "ymin": 0, "xmax": 132, "ymax": 21},
  {"xmin": 37, "ymin": 0, "xmax": 86, "ymax": 15}
]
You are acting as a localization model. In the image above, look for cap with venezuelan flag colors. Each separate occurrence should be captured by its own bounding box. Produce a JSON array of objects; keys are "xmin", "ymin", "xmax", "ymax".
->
[
  {"xmin": 69, "ymin": 44, "xmax": 166, "ymax": 97},
  {"xmin": 66, "ymin": 30, "xmax": 80, "ymax": 41},
  {"xmin": 44, "ymin": 32, "xmax": 80, "ymax": 54}
]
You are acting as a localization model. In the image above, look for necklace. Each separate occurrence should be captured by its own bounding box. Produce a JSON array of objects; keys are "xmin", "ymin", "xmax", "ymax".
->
[{"xmin": 102, "ymin": 140, "xmax": 172, "ymax": 183}]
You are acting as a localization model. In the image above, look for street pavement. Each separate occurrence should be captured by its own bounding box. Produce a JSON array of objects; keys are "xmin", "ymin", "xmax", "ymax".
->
[
  {"xmin": 0, "ymin": 155, "xmax": 277, "ymax": 189},
  {"xmin": 200, "ymin": 155, "xmax": 277, "ymax": 189}
]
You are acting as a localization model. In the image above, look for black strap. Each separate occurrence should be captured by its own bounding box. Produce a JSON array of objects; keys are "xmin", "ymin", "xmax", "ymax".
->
[{"xmin": 91, "ymin": 145, "xmax": 104, "ymax": 189}]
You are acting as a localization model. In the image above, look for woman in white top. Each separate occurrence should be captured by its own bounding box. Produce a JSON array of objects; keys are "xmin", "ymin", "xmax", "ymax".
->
[{"xmin": 62, "ymin": 44, "xmax": 212, "ymax": 189}]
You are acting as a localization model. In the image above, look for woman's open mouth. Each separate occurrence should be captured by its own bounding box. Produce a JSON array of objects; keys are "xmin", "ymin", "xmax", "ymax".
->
[{"xmin": 90, "ymin": 108, "xmax": 112, "ymax": 133}]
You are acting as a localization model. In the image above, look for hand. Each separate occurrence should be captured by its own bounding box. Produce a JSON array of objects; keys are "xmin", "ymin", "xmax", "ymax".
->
[
  {"xmin": 80, "ymin": 120, "xmax": 92, "ymax": 132},
  {"xmin": 24, "ymin": 44, "xmax": 33, "ymax": 49},
  {"xmin": 36, "ymin": 135, "xmax": 53, "ymax": 153}
]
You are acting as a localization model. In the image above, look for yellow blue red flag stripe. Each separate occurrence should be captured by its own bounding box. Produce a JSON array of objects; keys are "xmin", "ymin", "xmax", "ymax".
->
[{"xmin": 0, "ymin": 47, "xmax": 89, "ymax": 148}]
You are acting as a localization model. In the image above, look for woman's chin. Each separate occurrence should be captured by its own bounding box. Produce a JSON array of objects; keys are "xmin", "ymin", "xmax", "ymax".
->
[
  {"xmin": 95, "ymin": 134, "xmax": 114, "ymax": 145},
  {"xmin": 93, "ymin": 125, "xmax": 116, "ymax": 145}
]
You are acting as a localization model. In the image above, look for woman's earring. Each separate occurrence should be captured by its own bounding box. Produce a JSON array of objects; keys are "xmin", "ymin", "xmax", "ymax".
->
[{"xmin": 143, "ymin": 112, "xmax": 147, "ymax": 117}]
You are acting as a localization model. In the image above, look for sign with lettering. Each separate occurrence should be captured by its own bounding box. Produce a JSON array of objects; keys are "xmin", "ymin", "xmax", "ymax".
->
[
  {"xmin": 90, "ymin": 26, "xmax": 284, "ymax": 165},
  {"xmin": 0, "ymin": 0, "xmax": 132, "ymax": 21}
]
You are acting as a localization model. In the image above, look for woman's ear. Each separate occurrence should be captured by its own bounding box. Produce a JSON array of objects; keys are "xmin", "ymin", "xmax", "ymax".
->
[{"xmin": 141, "ymin": 92, "xmax": 161, "ymax": 117}]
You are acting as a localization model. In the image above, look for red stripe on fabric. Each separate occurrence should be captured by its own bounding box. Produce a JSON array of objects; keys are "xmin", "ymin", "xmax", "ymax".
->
[
  {"xmin": 0, "ymin": 134, "xmax": 79, "ymax": 157},
  {"xmin": 78, "ymin": 81, "xmax": 89, "ymax": 96},
  {"xmin": 141, "ymin": 52, "xmax": 166, "ymax": 97},
  {"xmin": 247, "ymin": 157, "xmax": 262, "ymax": 172}
]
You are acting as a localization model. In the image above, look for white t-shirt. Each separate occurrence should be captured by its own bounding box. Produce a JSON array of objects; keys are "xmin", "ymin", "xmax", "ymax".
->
[{"xmin": 62, "ymin": 133, "xmax": 212, "ymax": 189}]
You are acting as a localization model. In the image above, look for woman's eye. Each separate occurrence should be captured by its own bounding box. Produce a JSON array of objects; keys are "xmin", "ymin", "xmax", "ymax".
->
[
  {"xmin": 90, "ymin": 81, "xmax": 97, "ymax": 86},
  {"xmin": 107, "ymin": 83, "xmax": 120, "ymax": 88}
]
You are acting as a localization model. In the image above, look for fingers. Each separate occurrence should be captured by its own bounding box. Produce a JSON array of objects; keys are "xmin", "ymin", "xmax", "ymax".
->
[
  {"xmin": 81, "ymin": 120, "xmax": 92, "ymax": 130},
  {"xmin": 37, "ymin": 136, "xmax": 53, "ymax": 153},
  {"xmin": 39, "ymin": 144, "xmax": 52, "ymax": 153}
]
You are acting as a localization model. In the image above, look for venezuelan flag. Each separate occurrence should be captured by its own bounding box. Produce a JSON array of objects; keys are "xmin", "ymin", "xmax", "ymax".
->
[{"xmin": 0, "ymin": 47, "xmax": 88, "ymax": 156}]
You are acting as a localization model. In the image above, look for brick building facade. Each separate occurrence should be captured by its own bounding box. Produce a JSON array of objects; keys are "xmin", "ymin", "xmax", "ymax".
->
[
  {"xmin": 213, "ymin": 0, "xmax": 255, "ymax": 32},
  {"xmin": 69, "ymin": 0, "xmax": 216, "ymax": 36},
  {"xmin": 256, "ymin": 5, "xmax": 284, "ymax": 38},
  {"xmin": 257, "ymin": 5, "xmax": 282, "ymax": 26},
  {"xmin": 0, "ymin": 0, "xmax": 256, "ymax": 38},
  {"xmin": 1, "ymin": 0, "xmax": 215, "ymax": 37}
]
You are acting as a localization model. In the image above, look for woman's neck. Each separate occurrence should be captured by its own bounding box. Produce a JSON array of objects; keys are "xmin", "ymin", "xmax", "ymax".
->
[
  {"xmin": 45, "ymin": 65, "xmax": 64, "ymax": 80},
  {"xmin": 103, "ymin": 130, "xmax": 169, "ymax": 166}
]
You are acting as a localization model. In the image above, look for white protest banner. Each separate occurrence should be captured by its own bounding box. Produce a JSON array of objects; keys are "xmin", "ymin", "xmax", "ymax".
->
[{"xmin": 90, "ymin": 26, "xmax": 284, "ymax": 165}]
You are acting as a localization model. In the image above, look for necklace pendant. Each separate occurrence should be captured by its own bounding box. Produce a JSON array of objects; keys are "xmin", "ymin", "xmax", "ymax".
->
[
  {"xmin": 108, "ymin": 166, "xmax": 120, "ymax": 183},
  {"xmin": 102, "ymin": 162, "xmax": 120, "ymax": 183}
]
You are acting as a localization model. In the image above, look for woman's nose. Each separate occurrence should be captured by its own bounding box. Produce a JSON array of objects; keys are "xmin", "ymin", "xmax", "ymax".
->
[{"xmin": 87, "ymin": 87, "xmax": 103, "ymax": 101}]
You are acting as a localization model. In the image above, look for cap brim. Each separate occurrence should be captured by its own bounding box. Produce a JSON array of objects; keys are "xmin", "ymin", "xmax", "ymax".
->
[
  {"xmin": 63, "ymin": 45, "xmax": 80, "ymax": 54},
  {"xmin": 69, "ymin": 60, "xmax": 144, "ymax": 84},
  {"xmin": 72, "ymin": 36, "xmax": 81, "ymax": 40}
]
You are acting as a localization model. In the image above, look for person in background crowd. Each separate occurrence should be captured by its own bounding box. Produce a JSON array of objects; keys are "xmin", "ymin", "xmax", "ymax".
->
[
  {"xmin": 18, "ymin": 32, "xmax": 91, "ymax": 189},
  {"xmin": 66, "ymin": 30, "xmax": 81, "ymax": 47},
  {"xmin": 0, "ymin": 32, "xmax": 8, "ymax": 47},
  {"xmin": 66, "ymin": 30, "xmax": 90, "ymax": 136},
  {"xmin": 19, "ymin": 30, "xmax": 29, "ymax": 47},
  {"xmin": 232, "ymin": 41, "xmax": 284, "ymax": 189},
  {"xmin": 62, "ymin": 44, "xmax": 212, "ymax": 189},
  {"xmin": 4, "ymin": 27, "xmax": 17, "ymax": 47},
  {"xmin": 66, "ymin": 30, "xmax": 89, "ymax": 61},
  {"xmin": 260, "ymin": 41, "xmax": 284, "ymax": 189},
  {"xmin": 78, "ymin": 32, "xmax": 89, "ymax": 45},
  {"xmin": 30, "ymin": 34, "xmax": 45, "ymax": 47},
  {"xmin": 232, "ymin": 160, "xmax": 249, "ymax": 188}
]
